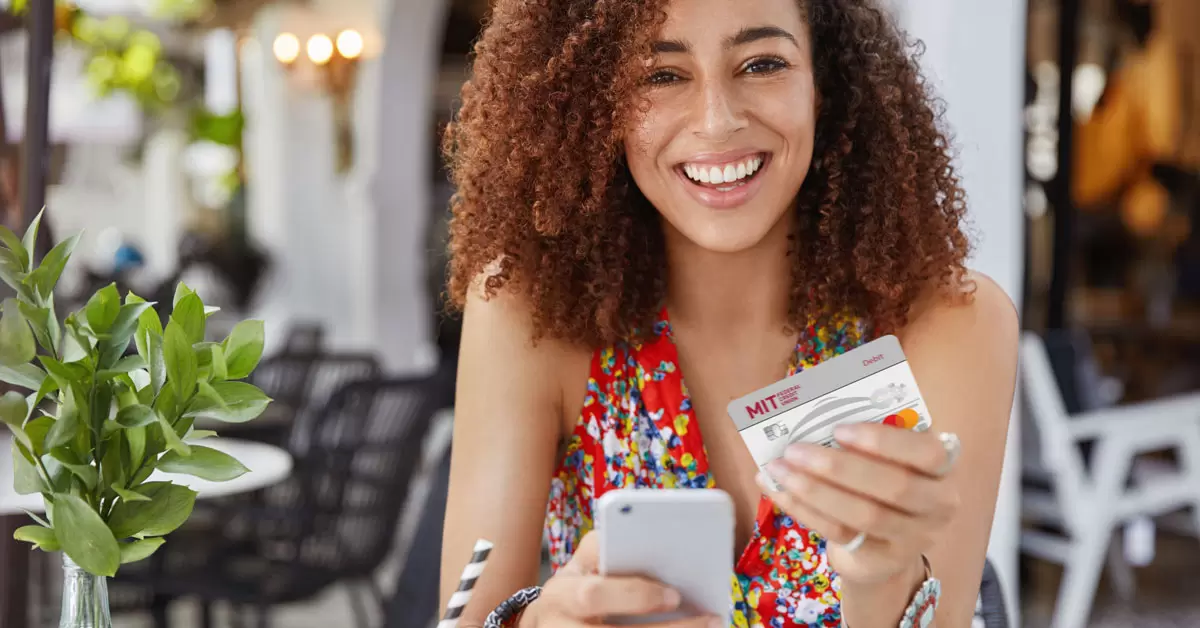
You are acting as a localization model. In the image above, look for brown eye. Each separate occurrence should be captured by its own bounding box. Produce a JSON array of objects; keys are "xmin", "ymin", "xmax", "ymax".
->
[
  {"xmin": 646, "ymin": 70, "xmax": 683, "ymax": 86},
  {"xmin": 743, "ymin": 57, "xmax": 789, "ymax": 75}
]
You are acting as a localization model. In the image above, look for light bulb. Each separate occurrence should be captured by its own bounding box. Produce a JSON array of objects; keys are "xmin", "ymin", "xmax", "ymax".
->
[
  {"xmin": 273, "ymin": 32, "xmax": 299, "ymax": 64},
  {"xmin": 336, "ymin": 29, "xmax": 364, "ymax": 60},
  {"xmin": 307, "ymin": 34, "xmax": 334, "ymax": 65}
]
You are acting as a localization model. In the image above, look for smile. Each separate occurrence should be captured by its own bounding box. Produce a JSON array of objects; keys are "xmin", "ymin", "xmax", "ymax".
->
[
  {"xmin": 675, "ymin": 151, "xmax": 772, "ymax": 209},
  {"xmin": 681, "ymin": 154, "xmax": 766, "ymax": 189}
]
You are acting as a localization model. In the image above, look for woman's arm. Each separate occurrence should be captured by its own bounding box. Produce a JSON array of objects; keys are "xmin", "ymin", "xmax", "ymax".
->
[
  {"xmin": 439, "ymin": 286, "xmax": 572, "ymax": 624},
  {"xmin": 892, "ymin": 273, "xmax": 1019, "ymax": 625},
  {"xmin": 760, "ymin": 273, "xmax": 1017, "ymax": 627}
]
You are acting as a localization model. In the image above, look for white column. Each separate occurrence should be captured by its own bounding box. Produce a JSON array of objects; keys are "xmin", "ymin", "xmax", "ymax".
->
[
  {"xmin": 895, "ymin": 1, "xmax": 1026, "ymax": 619},
  {"xmin": 141, "ymin": 128, "xmax": 189, "ymax": 279},
  {"xmin": 368, "ymin": 0, "xmax": 450, "ymax": 374},
  {"xmin": 240, "ymin": 8, "xmax": 295, "ymax": 352}
]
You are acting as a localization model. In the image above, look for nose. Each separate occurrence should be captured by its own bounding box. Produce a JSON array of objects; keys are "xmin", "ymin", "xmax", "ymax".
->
[{"xmin": 692, "ymin": 77, "xmax": 748, "ymax": 142}]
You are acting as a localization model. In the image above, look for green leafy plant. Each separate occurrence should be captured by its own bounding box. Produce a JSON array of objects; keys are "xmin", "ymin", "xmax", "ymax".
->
[{"xmin": 0, "ymin": 212, "xmax": 269, "ymax": 577}]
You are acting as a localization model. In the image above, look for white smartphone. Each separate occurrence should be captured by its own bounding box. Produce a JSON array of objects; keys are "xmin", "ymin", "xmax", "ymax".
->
[{"xmin": 595, "ymin": 488, "xmax": 735, "ymax": 624}]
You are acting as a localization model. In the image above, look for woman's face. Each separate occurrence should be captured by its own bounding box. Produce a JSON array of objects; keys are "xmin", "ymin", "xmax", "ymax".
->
[{"xmin": 623, "ymin": 0, "xmax": 817, "ymax": 254}]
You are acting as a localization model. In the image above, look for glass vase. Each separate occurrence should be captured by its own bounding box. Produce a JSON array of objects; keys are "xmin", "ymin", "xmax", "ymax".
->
[{"xmin": 59, "ymin": 554, "xmax": 112, "ymax": 628}]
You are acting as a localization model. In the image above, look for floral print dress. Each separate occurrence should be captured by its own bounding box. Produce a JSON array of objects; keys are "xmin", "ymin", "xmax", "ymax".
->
[{"xmin": 544, "ymin": 309, "xmax": 871, "ymax": 627}]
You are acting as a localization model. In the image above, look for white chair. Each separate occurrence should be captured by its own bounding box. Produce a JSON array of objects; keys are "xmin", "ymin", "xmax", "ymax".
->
[{"xmin": 1019, "ymin": 332, "xmax": 1200, "ymax": 628}]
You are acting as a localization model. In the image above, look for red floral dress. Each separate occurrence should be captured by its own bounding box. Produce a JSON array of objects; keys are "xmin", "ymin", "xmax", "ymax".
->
[{"xmin": 544, "ymin": 309, "xmax": 871, "ymax": 627}]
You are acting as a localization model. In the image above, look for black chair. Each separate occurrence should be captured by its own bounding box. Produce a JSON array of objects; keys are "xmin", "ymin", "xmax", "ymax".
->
[
  {"xmin": 976, "ymin": 559, "xmax": 1011, "ymax": 627},
  {"xmin": 111, "ymin": 354, "xmax": 385, "ymax": 626},
  {"xmin": 148, "ymin": 376, "xmax": 440, "ymax": 628}
]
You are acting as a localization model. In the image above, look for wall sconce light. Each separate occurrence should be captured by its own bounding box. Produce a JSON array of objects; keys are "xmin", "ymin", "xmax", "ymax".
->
[{"xmin": 272, "ymin": 28, "xmax": 366, "ymax": 173}]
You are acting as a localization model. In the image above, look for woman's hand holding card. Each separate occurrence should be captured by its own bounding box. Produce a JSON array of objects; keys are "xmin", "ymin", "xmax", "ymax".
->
[{"xmin": 756, "ymin": 422, "xmax": 961, "ymax": 586}]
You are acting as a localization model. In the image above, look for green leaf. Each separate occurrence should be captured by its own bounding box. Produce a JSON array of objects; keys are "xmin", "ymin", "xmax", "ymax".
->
[
  {"xmin": 184, "ymin": 381, "xmax": 270, "ymax": 423},
  {"xmin": 85, "ymin": 283, "xmax": 121, "ymax": 333},
  {"xmin": 115, "ymin": 379, "xmax": 139, "ymax": 408},
  {"xmin": 170, "ymin": 293, "xmax": 205, "ymax": 345},
  {"xmin": 119, "ymin": 537, "xmax": 164, "ymax": 564},
  {"xmin": 0, "ymin": 363, "xmax": 44, "ymax": 392},
  {"xmin": 54, "ymin": 493, "xmax": 120, "ymax": 577},
  {"xmin": 172, "ymin": 283, "xmax": 194, "ymax": 308},
  {"xmin": 60, "ymin": 332, "xmax": 89, "ymax": 364},
  {"xmin": 38, "ymin": 357, "xmax": 89, "ymax": 393},
  {"xmin": 109, "ymin": 300, "xmax": 154, "ymax": 348},
  {"xmin": 0, "ymin": 247, "xmax": 26, "ymax": 297},
  {"xmin": 101, "ymin": 432, "xmax": 126, "ymax": 492},
  {"xmin": 0, "ymin": 224, "xmax": 26, "ymax": 269},
  {"xmin": 59, "ymin": 461, "xmax": 99, "ymax": 490},
  {"xmin": 130, "ymin": 300, "xmax": 163, "ymax": 368},
  {"xmin": 128, "ymin": 369, "xmax": 150, "ymax": 394},
  {"xmin": 222, "ymin": 320, "xmax": 264, "ymax": 380},
  {"xmin": 129, "ymin": 463, "xmax": 153, "ymax": 488},
  {"xmin": 0, "ymin": 298, "xmax": 35, "ymax": 366},
  {"xmin": 152, "ymin": 378, "xmax": 178, "ymax": 421},
  {"xmin": 20, "ymin": 210, "xmax": 42, "ymax": 268},
  {"xmin": 44, "ymin": 404, "xmax": 80, "ymax": 451},
  {"xmin": 17, "ymin": 301, "xmax": 56, "ymax": 354},
  {"xmin": 98, "ymin": 355, "xmax": 148, "ymax": 381},
  {"xmin": 24, "ymin": 416, "xmax": 53, "ymax": 457},
  {"xmin": 185, "ymin": 429, "xmax": 217, "ymax": 441},
  {"xmin": 209, "ymin": 344, "xmax": 228, "ymax": 381},
  {"xmin": 0, "ymin": 390, "xmax": 28, "ymax": 427},
  {"xmin": 143, "ymin": 330, "xmax": 166, "ymax": 396},
  {"xmin": 111, "ymin": 484, "xmax": 151, "ymax": 502},
  {"xmin": 115, "ymin": 404, "xmax": 157, "ymax": 428},
  {"xmin": 126, "ymin": 425, "xmax": 146, "ymax": 468},
  {"xmin": 22, "ymin": 509, "xmax": 51, "ymax": 528},
  {"xmin": 31, "ymin": 374, "xmax": 59, "ymax": 408},
  {"xmin": 107, "ymin": 482, "xmax": 196, "ymax": 539},
  {"xmin": 12, "ymin": 442, "xmax": 45, "ymax": 495},
  {"xmin": 41, "ymin": 456, "xmax": 72, "ymax": 494},
  {"xmin": 90, "ymin": 380, "xmax": 113, "ymax": 435},
  {"xmin": 158, "ymin": 445, "xmax": 249, "ymax": 482},
  {"xmin": 203, "ymin": 306, "xmax": 220, "ymax": 318},
  {"xmin": 23, "ymin": 233, "xmax": 80, "ymax": 303},
  {"xmin": 14, "ymin": 525, "xmax": 60, "ymax": 552},
  {"xmin": 156, "ymin": 412, "xmax": 190, "ymax": 457},
  {"xmin": 163, "ymin": 322, "xmax": 196, "ymax": 402}
]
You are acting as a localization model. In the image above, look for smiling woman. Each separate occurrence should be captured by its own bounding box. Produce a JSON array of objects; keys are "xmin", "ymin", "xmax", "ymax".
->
[{"xmin": 440, "ymin": 1, "xmax": 1017, "ymax": 627}]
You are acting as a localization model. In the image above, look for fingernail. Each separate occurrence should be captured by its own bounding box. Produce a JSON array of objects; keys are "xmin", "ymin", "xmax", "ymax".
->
[
  {"xmin": 783, "ymin": 445, "xmax": 808, "ymax": 465},
  {"xmin": 662, "ymin": 588, "xmax": 681, "ymax": 609},
  {"xmin": 834, "ymin": 425, "xmax": 860, "ymax": 444}
]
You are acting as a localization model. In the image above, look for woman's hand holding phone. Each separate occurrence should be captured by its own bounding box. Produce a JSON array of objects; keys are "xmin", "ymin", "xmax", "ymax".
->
[{"xmin": 520, "ymin": 534, "xmax": 722, "ymax": 628}]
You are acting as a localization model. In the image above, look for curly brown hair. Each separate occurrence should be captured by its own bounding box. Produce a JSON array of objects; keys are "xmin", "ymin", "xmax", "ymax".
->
[{"xmin": 444, "ymin": 0, "xmax": 971, "ymax": 345}]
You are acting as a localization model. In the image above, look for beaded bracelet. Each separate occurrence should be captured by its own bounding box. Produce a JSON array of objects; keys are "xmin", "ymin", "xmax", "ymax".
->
[{"xmin": 484, "ymin": 586, "xmax": 543, "ymax": 628}]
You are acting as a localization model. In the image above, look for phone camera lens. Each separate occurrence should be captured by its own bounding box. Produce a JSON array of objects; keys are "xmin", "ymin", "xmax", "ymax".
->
[{"xmin": 620, "ymin": 505, "xmax": 632, "ymax": 514}]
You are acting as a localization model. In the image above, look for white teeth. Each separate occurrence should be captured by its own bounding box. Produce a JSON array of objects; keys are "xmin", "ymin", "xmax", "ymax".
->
[{"xmin": 682, "ymin": 155, "xmax": 766, "ymax": 186}]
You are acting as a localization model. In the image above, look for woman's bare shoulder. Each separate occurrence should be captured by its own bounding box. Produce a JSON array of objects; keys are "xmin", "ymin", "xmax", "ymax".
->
[
  {"xmin": 901, "ymin": 271, "xmax": 1018, "ymax": 349},
  {"xmin": 460, "ymin": 280, "xmax": 592, "ymax": 423}
]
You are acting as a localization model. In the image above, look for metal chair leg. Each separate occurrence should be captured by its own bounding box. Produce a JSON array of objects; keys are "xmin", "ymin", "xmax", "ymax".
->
[
  {"xmin": 367, "ymin": 576, "xmax": 386, "ymax": 609},
  {"xmin": 200, "ymin": 599, "xmax": 215, "ymax": 628},
  {"xmin": 256, "ymin": 603, "xmax": 272, "ymax": 628},
  {"xmin": 150, "ymin": 594, "xmax": 170, "ymax": 628},
  {"xmin": 348, "ymin": 581, "xmax": 373, "ymax": 628}
]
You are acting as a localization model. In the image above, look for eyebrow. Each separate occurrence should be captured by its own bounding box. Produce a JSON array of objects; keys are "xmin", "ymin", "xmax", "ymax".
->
[{"xmin": 650, "ymin": 25, "xmax": 800, "ymax": 54}]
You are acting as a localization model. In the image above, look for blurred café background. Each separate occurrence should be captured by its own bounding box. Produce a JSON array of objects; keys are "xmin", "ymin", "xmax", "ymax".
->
[{"xmin": 0, "ymin": 0, "xmax": 1195, "ymax": 626}]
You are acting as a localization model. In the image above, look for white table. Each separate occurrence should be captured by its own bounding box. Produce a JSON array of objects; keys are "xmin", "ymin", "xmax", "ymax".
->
[{"xmin": 0, "ymin": 437, "xmax": 293, "ymax": 515}]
